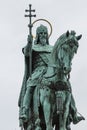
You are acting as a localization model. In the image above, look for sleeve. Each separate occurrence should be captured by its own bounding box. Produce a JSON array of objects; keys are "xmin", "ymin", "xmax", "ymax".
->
[{"xmin": 18, "ymin": 47, "xmax": 29, "ymax": 107}]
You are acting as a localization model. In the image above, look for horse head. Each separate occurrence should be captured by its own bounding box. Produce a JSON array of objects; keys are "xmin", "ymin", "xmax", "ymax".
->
[{"xmin": 52, "ymin": 30, "xmax": 82, "ymax": 75}]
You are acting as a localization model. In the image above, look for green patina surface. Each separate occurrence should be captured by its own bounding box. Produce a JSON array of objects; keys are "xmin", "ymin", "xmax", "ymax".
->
[{"xmin": 18, "ymin": 25, "xmax": 85, "ymax": 130}]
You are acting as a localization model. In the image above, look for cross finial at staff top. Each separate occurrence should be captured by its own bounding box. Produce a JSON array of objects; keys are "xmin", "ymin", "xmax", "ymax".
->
[{"xmin": 25, "ymin": 4, "xmax": 36, "ymax": 35}]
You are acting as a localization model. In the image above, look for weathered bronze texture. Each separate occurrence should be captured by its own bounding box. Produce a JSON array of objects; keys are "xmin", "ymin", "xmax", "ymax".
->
[{"xmin": 18, "ymin": 5, "xmax": 85, "ymax": 130}]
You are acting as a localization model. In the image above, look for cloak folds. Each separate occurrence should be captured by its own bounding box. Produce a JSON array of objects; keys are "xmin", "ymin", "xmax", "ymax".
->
[{"xmin": 18, "ymin": 44, "xmax": 53, "ymax": 108}]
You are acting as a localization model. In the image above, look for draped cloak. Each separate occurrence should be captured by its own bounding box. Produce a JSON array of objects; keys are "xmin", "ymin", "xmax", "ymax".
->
[{"xmin": 18, "ymin": 44, "xmax": 53, "ymax": 109}]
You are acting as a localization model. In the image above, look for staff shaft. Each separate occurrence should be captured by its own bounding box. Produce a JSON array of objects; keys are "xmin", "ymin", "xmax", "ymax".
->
[{"xmin": 25, "ymin": 4, "xmax": 36, "ymax": 77}]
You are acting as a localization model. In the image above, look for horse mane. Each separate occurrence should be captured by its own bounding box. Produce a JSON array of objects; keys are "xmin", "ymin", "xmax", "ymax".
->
[{"xmin": 52, "ymin": 33, "xmax": 67, "ymax": 64}]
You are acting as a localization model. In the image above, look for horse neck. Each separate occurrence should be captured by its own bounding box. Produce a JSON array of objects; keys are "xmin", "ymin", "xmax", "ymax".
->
[
  {"xmin": 56, "ymin": 68, "xmax": 64, "ymax": 79},
  {"xmin": 55, "ymin": 65, "xmax": 67, "ymax": 82}
]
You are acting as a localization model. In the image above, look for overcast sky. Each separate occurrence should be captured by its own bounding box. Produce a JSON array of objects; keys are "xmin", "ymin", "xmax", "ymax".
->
[{"xmin": 0, "ymin": 0, "xmax": 87, "ymax": 130}]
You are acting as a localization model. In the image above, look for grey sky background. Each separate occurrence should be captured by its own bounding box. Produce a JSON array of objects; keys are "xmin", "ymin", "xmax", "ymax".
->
[{"xmin": 0, "ymin": 0, "xmax": 87, "ymax": 130}]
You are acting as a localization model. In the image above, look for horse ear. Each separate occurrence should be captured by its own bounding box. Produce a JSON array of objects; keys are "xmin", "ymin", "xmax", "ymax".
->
[
  {"xmin": 76, "ymin": 35, "xmax": 82, "ymax": 40},
  {"xmin": 66, "ymin": 31, "xmax": 69, "ymax": 37},
  {"xmin": 71, "ymin": 30, "xmax": 76, "ymax": 35}
]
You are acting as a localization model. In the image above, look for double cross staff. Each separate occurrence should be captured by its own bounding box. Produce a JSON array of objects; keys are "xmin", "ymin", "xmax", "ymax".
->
[{"xmin": 25, "ymin": 4, "xmax": 36, "ymax": 77}]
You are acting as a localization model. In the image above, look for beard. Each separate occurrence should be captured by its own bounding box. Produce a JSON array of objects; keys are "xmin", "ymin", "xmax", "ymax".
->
[{"xmin": 39, "ymin": 38, "xmax": 47, "ymax": 46}]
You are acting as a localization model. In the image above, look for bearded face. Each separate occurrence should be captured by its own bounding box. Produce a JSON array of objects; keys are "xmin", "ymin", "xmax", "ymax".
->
[
  {"xmin": 34, "ymin": 25, "xmax": 49, "ymax": 45},
  {"xmin": 38, "ymin": 29, "xmax": 48, "ymax": 46}
]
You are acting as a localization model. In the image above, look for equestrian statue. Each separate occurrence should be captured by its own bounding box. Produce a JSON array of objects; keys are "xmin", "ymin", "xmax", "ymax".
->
[{"xmin": 18, "ymin": 4, "xmax": 85, "ymax": 130}]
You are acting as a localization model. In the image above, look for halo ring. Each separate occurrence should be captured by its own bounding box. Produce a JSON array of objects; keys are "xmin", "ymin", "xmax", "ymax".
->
[{"xmin": 32, "ymin": 18, "xmax": 52, "ymax": 38}]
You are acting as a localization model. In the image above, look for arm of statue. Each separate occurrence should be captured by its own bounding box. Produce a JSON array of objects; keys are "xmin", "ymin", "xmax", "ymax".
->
[{"xmin": 22, "ymin": 35, "xmax": 33, "ymax": 57}]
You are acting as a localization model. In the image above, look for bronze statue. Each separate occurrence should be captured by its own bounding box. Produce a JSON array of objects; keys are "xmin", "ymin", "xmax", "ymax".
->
[{"xmin": 18, "ymin": 4, "xmax": 85, "ymax": 130}]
